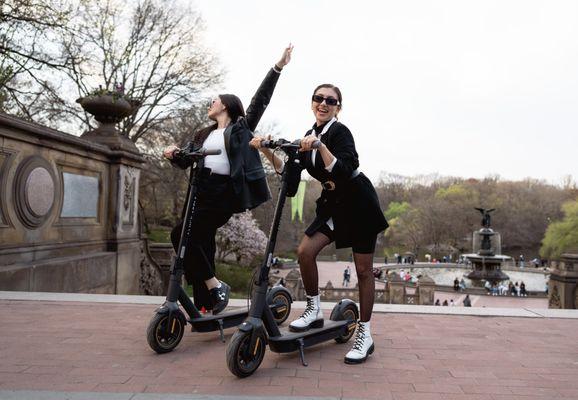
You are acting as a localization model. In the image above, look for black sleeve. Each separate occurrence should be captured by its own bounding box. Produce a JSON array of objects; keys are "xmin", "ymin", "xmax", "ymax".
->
[
  {"xmin": 326, "ymin": 124, "xmax": 359, "ymax": 180},
  {"xmin": 245, "ymin": 68, "xmax": 281, "ymax": 132}
]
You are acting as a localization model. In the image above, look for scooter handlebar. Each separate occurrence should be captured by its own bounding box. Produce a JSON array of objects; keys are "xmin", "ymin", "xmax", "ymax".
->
[
  {"xmin": 176, "ymin": 147, "xmax": 221, "ymax": 158},
  {"xmin": 260, "ymin": 138, "xmax": 321, "ymax": 150}
]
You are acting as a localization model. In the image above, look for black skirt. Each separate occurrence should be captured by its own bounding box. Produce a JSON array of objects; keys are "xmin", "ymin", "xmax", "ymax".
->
[{"xmin": 305, "ymin": 172, "xmax": 388, "ymax": 250}]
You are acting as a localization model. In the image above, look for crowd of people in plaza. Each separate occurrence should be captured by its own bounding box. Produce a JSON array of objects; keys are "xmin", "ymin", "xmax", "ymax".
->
[{"xmin": 484, "ymin": 280, "xmax": 528, "ymax": 296}]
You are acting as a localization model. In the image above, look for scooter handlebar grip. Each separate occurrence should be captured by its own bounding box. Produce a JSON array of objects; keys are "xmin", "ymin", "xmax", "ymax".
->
[{"xmin": 201, "ymin": 148, "xmax": 221, "ymax": 156}]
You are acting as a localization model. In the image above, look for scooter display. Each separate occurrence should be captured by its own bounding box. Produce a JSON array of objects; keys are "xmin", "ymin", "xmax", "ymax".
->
[
  {"xmin": 147, "ymin": 142, "xmax": 292, "ymax": 354},
  {"xmin": 226, "ymin": 138, "xmax": 359, "ymax": 378}
]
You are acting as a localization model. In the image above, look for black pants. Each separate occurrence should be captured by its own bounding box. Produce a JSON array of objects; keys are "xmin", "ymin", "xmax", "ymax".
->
[{"xmin": 170, "ymin": 173, "xmax": 233, "ymax": 309}]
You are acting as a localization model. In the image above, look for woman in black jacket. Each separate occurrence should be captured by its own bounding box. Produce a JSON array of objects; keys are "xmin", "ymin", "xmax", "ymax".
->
[
  {"xmin": 251, "ymin": 83, "xmax": 388, "ymax": 364},
  {"xmin": 163, "ymin": 45, "xmax": 293, "ymax": 314}
]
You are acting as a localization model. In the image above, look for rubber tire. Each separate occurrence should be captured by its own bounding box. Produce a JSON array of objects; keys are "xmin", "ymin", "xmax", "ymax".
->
[
  {"xmin": 146, "ymin": 311, "xmax": 186, "ymax": 354},
  {"xmin": 270, "ymin": 290, "xmax": 292, "ymax": 325},
  {"xmin": 331, "ymin": 303, "xmax": 358, "ymax": 344},
  {"xmin": 226, "ymin": 329, "xmax": 266, "ymax": 378}
]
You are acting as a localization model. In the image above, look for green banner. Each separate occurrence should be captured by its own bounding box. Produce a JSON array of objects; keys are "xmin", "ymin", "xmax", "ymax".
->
[{"xmin": 291, "ymin": 181, "xmax": 307, "ymax": 222}]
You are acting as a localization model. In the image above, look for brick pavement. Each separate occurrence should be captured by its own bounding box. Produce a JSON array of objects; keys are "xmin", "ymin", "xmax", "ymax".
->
[{"xmin": 1, "ymin": 298, "xmax": 578, "ymax": 400}]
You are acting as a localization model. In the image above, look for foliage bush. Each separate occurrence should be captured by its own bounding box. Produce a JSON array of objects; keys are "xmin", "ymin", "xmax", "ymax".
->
[{"xmin": 541, "ymin": 198, "xmax": 578, "ymax": 259}]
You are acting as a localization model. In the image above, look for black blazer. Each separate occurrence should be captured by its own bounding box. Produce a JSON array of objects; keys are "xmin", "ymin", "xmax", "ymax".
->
[
  {"xmin": 173, "ymin": 68, "xmax": 281, "ymax": 213},
  {"xmin": 293, "ymin": 121, "xmax": 388, "ymax": 248}
]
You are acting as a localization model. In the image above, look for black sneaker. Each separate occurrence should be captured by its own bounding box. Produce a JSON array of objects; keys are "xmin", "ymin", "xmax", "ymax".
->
[{"xmin": 210, "ymin": 281, "xmax": 230, "ymax": 315}]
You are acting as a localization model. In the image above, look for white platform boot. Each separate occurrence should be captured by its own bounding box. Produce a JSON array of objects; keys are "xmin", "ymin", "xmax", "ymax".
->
[
  {"xmin": 289, "ymin": 294, "xmax": 324, "ymax": 332},
  {"xmin": 344, "ymin": 320, "xmax": 375, "ymax": 364}
]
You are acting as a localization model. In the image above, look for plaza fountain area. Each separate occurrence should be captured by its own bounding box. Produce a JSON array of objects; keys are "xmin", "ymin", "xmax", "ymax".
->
[
  {"xmin": 380, "ymin": 263, "xmax": 549, "ymax": 292},
  {"xmin": 380, "ymin": 208, "xmax": 549, "ymax": 294}
]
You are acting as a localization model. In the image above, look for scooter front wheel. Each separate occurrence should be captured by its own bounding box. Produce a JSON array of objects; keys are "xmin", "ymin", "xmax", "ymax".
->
[
  {"xmin": 330, "ymin": 300, "xmax": 359, "ymax": 344},
  {"xmin": 146, "ymin": 311, "xmax": 186, "ymax": 354},
  {"xmin": 267, "ymin": 286, "xmax": 292, "ymax": 325},
  {"xmin": 226, "ymin": 329, "xmax": 266, "ymax": 378}
]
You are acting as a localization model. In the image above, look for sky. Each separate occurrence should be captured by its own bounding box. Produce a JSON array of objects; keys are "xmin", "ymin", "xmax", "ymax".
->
[{"xmin": 194, "ymin": 0, "xmax": 578, "ymax": 184}]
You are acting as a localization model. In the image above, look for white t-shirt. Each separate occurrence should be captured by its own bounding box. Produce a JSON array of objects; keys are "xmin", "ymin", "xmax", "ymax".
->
[{"xmin": 203, "ymin": 128, "xmax": 230, "ymax": 175}]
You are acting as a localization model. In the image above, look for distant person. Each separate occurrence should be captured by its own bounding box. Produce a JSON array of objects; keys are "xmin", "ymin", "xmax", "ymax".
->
[
  {"xmin": 453, "ymin": 277, "xmax": 460, "ymax": 292},
  {"xmin": 520, "ymin": 281, "xmax": 527, "ymax": 296},
  {"xmin": 484, "ymin": 280, "xmax": 491, "ymax": 293},
  {"xmin": 397, "ymin": 254, "xmax": 402, "ymax": 264},
  {"xmin": 463, "ymin": 294, "xmax": 472, "ymax": 307},
  {"xmin": 442, "ymin": 300, "xmax": 449, "ymax": 306},
  {"xmin": 459, "ymin": 278, "xmax": 466, "ymax": 291},
  {"xmin": 425, "ymin": 254, "xmax": 431, "ymax": 263},
  {"xmin": 515, "ymin": 281, "xmax": 520, "ymax": 296},
  {"xmin": 450, "ymin": 299, "xmax": 455, "ymax": 307},
  {"xmin": 342, "ymin": 265, "xmax": 351, "ymax": 287},
  {"xmin": 519, "ymin": 254, "xmax": 525, "ymax": 268},
  {"xmin": 434, "ymin": 299, "xmax": 441, "ymax": 306}
]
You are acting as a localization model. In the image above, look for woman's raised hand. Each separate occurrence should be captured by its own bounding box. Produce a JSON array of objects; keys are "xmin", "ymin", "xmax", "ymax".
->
[
  {"xmin": 163, "ymin": 145, "xmax": 179, "ymax": 159},
  {"xmin": 276, "ymin": 44, "xmax": 294, "ymax": 69}
]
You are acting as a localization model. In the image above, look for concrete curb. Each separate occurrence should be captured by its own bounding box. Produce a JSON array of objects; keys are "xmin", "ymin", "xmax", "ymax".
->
[
  {"xmin": 1, "ymin": 291, "xmax": 577, "ymax": 319},
  {"xmin": 0, "ymin": 390, "xmax": 332, "ymax": 400}
]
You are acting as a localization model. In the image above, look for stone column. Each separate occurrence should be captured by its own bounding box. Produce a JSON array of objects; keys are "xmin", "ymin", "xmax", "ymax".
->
[
  {"xmin": 77, "ymin": 94, "xmax": 145, "ymax": 294},
  {"xmin": 388, "ymin": 273, "xmax": 406, "ymax": 304},
  {"xmin": 417, "ymin": 276, "xmax": 436, "ymax": 305},
  {"xmin": 549, "ymin": 253, "xmax": 578, "ymax": 309}
]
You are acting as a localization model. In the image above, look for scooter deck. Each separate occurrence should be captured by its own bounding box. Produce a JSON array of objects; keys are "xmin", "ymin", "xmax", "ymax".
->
[
  {"xmin": 189, "ymin": 308, "xmax": 247, "ymax": 332},
  {"xmin": 268, "ymin": 320, "xmax": 351, "ymax": 353}
]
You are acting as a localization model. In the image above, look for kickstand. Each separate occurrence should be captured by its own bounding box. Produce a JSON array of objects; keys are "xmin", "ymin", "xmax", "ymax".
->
[
  {"xmin": 217, "ymin": 319, "xmax": 225, "ymax": 343},
  {"xmin": 297, "ymin": 338, "xmax": 308, "ymax": 367}
]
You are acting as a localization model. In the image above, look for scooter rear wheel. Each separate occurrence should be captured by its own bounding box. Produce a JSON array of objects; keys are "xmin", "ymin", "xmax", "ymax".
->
[
  {"xmin": 226, "ymin": 329, "xmax": 266, "ymax": 378},
  {"xmin": 146, "ymin": 311, "xmax": 186, "ymax": 354}
]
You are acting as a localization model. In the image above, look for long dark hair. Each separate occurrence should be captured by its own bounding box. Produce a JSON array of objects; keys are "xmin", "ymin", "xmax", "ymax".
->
[
  {"xmin": 313, "ymin": 83, "xmax": 343, "ymax": 107},
  {"xmin": 194, "ymin": 94, "xmax": 245, "ymax": 145}
]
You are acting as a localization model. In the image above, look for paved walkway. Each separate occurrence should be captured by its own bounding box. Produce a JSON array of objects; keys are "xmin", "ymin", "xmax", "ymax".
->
[{"xmin": 1, "ymin": 292, "xmax": 578, "ymax": 400}]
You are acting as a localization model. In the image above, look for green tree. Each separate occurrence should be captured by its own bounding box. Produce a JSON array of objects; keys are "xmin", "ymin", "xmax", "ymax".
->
[{"xmin": 541, "ymin": 199, "xmax": 578, "ymax": 259}]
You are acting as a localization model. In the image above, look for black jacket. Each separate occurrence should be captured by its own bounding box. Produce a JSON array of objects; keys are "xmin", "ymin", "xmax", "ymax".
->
[
  {"xmin": 172, "ymin": 68, "xmax": 281, "ymax": 213},
  {"xmin": 294, "ymin": 120, "xmax": 389, "ymax": 248}
]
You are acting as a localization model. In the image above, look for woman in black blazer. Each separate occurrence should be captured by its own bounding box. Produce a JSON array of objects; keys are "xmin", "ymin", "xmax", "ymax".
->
[
  {"xmin": 251, "ymin": 83, "xmax": 388, "ymax": 364},
  {"xmin": 163, "ymin": 45, "xmax": 293, "ymax": 315}
]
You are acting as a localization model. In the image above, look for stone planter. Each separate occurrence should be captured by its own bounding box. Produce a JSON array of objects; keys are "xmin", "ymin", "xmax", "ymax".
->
[{"xmin": 77, "ymin": 94, "xmax": 141, "ymax": 154}]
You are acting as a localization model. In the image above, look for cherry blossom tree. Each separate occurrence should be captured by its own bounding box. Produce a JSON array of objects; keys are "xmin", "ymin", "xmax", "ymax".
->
[{"xmin": 215, "ymin": 211, "xmax": 267, "ymax": 266}]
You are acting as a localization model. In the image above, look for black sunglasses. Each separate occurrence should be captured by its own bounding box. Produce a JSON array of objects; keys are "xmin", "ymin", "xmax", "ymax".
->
[{"xmin": 311, "ymin": 94, "xmax": 340, "ymax": 106}]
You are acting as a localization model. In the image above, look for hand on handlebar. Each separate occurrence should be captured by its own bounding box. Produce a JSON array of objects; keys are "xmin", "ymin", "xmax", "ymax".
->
[
  {"xmin": 299, "ymin": 136, "xmax": 322, "ymax": 152},
  {"xmin": 249, "ymin": 134, "xmax": 271, "ymax": 150},
  {"xmin": 163, "ymin": 145, "xmax": 179, "ymax": 159}
]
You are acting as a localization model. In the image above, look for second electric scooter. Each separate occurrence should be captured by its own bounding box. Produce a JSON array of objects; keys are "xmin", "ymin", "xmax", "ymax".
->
[
  {"xmin": 147, "ymin": 142, "xmax": 292, "ymax": 354},
  {"xmin": 226, "ymin": 138, "xmax": 359, "ymax": 377}
]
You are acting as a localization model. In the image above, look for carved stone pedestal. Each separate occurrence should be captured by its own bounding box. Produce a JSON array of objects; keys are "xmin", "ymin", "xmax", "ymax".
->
[{"xmin": 549, "ymin": 254, "xmax": 578, "ymax": 309}]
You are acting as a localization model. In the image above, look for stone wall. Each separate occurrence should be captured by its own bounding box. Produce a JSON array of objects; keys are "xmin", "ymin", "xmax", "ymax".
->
[{"xmin": 0, "ymin": 113, "xmax": 154, "ymax": 294}]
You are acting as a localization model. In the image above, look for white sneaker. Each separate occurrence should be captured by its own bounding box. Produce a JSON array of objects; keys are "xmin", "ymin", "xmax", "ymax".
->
[
  {"xmin": 344, "ymin": 321, "xmax": 374, "ymax": 364},
  {"xmin": 289, "ymin": 295, "xmax": 323, "ymax": 332}
]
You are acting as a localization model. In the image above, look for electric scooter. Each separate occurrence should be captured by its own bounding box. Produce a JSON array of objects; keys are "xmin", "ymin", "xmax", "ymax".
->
[
  {"xmin": 147, "ymin": 142, "xmax": 292, "ymax": 354},
  {"xmin": 226, "ymin": 138, "xmax": 359, "ymax": 378}
]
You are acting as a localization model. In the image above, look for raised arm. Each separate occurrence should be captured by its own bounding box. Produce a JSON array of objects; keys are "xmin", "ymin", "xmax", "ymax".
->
[{"xmin": 245, "ymin": 44, "xmax": 293, "ymax": 131}]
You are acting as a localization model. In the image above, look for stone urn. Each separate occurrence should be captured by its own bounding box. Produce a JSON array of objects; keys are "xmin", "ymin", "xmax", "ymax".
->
[{"xmin": 77, "ymin": 93, "xmax": 141, "ymax": 154}]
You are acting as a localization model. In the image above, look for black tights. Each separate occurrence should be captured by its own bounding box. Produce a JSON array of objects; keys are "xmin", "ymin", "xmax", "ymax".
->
[{"xmin": 297, "ymin": 232, "xmax": 375, "ymax": 322}]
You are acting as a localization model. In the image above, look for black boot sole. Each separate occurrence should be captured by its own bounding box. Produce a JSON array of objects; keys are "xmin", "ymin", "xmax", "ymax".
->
[{"xmin": 344, "ymin": 343, "xmax": 375, "ymax": 364}]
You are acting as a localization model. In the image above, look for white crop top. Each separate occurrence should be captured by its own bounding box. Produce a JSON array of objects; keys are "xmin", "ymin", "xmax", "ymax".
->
[{"xmin": 203, "ymin": 128, "xmax": 230, "ymax": 175}]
